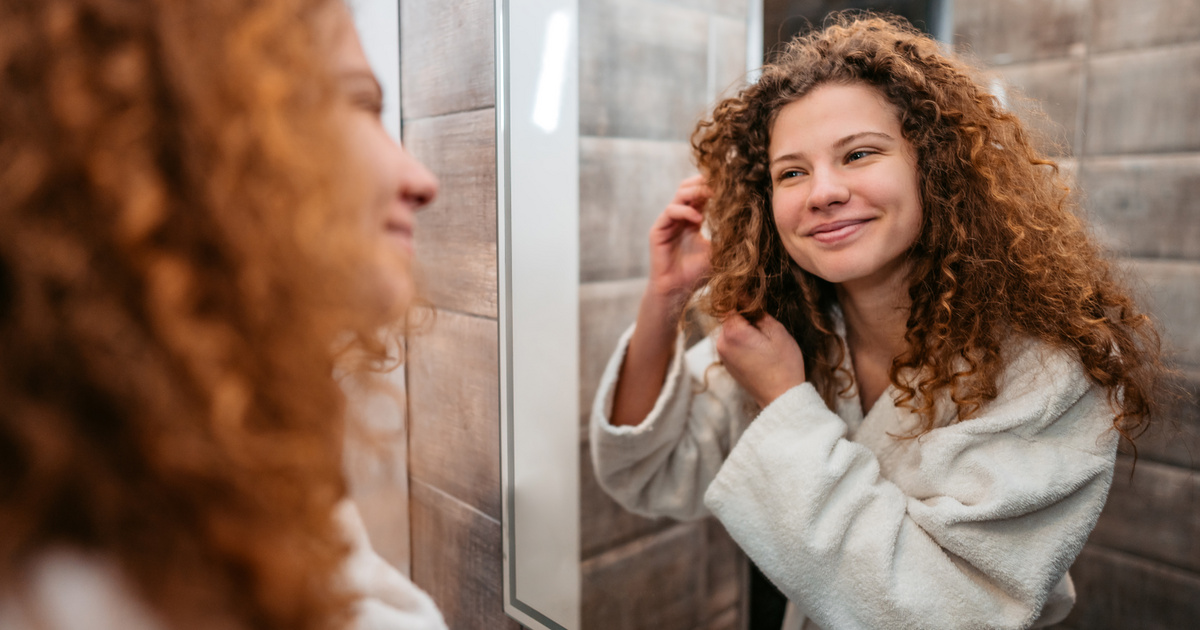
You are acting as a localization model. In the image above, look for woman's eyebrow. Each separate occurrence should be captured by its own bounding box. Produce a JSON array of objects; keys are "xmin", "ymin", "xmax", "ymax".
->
[{"xmin": 833, "ymin": 131, "xmax": 894, "ymax": 149}]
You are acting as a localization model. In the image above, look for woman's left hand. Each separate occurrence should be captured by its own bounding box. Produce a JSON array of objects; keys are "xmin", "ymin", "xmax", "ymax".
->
[{"xmin": 716, "ymin": 312, "xmax": 807, "ymax": 409}]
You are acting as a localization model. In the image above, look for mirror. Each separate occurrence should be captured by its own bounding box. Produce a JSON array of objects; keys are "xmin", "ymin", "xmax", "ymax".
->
[{"xmin": 498, "ymin": 1, "xmax": 762, "ymax": 628}]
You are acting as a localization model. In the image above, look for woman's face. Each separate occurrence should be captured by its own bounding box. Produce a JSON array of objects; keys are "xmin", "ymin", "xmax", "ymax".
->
[
  {"xmin": 767, "ymin": 82, "xmax": 922, "ymax": 291},
  {"xmin": 328, "ymin": 8, "xmax": 438, "ymax": 316}
]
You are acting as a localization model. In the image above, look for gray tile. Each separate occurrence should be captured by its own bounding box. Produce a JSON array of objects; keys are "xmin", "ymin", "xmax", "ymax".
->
[
  {"xmin": 1092, "ymin": 0, "xmax": 1200, "ymax": 54},
  {"xmin": 1124, "ymin": 259, "xmax": 1200, "ymax": 369},
  {"xmin": 407, "ymin": 310, "xmax": 502, "ymax": 520},
  {"xmin": 1057, "ymin": 544, "xmax": 1200, "ymax": 629},
  {"xmin": 580, "ymin": 0, "xmax": 711, "ymax": 140},
  {"xmin": 1081, "ymin": 154, "xmax": 1200, "ymax": 260},
  {"xmin": 580, "ymin": 278, "xmax": 648, "ymax": 423},
  {"xmin": 581, "ymin": 523, "xmax": 706, "ymax": 630},
  {"xmin": 993, "ymin": 59, "xmax": 1083, "ymax": 156},
  {"xmin": 580, "ymin": 137, "xmax": 696, "ymax": 282},
  {"xmin": 400, "ymin": 0, "xmax": 495, "ymax": 120},
  {"xmin": 410, "ymin": 481, "xmax": 522, "ymax": 630},
  {"xmin": 952, "ymin": 0, "xmax": 1087, "ymax": 66},
  {"xmin": 580, "ymin": 440, "xmax": 675, "ymax": 559},
  {"xmin": 1133, "ymin": 371, "xmax": 1200, "ymax": 470},
  {"xmin": 1084, "ymin": 44, "xmax": 1200, "ymax": 156},
  {"xmin": 650, "ymin": 0, "xmax": 750, "ymax": 18},
  {"xmin": 710, "ymin": 14, "xmax": 750, "ymax": 103},
  {"xmin": 1088, "ymin": 457, "xmax": 1200, "ymax": 574},
  {"xmin": 403, "ymin": 108, "xmax": 498, "ymax": 319}
]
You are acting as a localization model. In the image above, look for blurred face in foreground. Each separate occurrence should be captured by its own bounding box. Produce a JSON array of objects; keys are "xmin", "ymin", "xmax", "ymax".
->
[{"xmin": 327, "ymin": 6, "xmax": 438, "ymax": 317}]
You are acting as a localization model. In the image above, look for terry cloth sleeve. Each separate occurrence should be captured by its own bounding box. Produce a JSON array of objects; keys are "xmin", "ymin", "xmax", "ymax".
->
[
  {"xmin": 703, "ymin": 343, "xmax": 1120, "ymax": 630},
  {"xmin": 590, "ymin": 324, "xmax": 753, "ymax": 522}
]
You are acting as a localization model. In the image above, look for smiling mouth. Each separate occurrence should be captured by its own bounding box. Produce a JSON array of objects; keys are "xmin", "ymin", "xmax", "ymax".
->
[
  {"xmin": 384, "ymin": 222, "xmax": 414, "ymax": 250},
  {"xmin": 807, "ymin": 218, "xmax": 872, "ymax": 243}
]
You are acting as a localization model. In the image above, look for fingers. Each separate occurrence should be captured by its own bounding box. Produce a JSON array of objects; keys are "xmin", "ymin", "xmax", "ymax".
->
[{"xmin": 672, "ymin": 174, "xmax": 713, "ymax": 208}]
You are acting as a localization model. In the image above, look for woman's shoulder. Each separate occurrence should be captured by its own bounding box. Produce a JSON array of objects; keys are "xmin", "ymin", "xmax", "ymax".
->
[{"xmin": 0, "ymin": 550, "xmax": 165, "ymax": 630}]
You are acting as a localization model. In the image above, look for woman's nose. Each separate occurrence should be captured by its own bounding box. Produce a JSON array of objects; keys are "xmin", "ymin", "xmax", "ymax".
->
[
  {"xmin": 807, "ymin": 167, "xmax": 850, "ymax": 212},
  {"xmin": 397, "ymin": 145, "xmax": 439, "ymax": 210}
]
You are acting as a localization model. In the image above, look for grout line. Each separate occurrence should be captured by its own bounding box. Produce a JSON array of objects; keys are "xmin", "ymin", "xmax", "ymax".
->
[
  {"xmin": 401, "ymin": 104, "xmax": 497, "ymax": 127},
  {"xmin": 410, "ymin": 477, "xmax": 502, "ymax": 526}
]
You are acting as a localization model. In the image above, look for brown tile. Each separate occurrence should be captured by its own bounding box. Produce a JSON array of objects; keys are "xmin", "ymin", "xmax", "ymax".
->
[
  {"xmin": 710, "ymin": 14, "xmax": 750, "ymax": 103},
  {"xmin": 1081, "ymin": 154, "xmax": 1200, "ymax": 259},
  {"xmin": 580, "ymin": 0, "xmax": 710, "ymax": 140},
  {"xmin": 404, "ymin": 108, "xmax": 498, "ymax": 319},
  {"xmin": 399, "ymin": 0, "xmax": 495, "ymax": 120},
  {"xmin": 705, "ymin": 606, "xmax": 742, "ymax": 630},
  {"xmin": 1088, "ymin": 457, "xmax": 1200, "ymax": 574},
  {"xmin": 407, "ymin": 310, "xmax": 502, "ymax": 520},
  {"xmin": 1132, "ymin": 371, "xmax": 1200, "ymax": 470},
  {"xmin": 953, "ymin": 0, "xmax": 1087, "ymax": 66},
  {"xmin": 1084, "ymin": 44, "xmax": 1200, "ymax": 156},
  {"xmin": 704, "ymin": 518, "xmax": 745, "ymax": 620},
  {"xmin": 1091, "ymin": 0, "xmax": 1200, "ymax": 54},
  {"xmin": 582, "ymin": 523, "xmax": 707, "ymax": 630},
  {"xmin": 580, "ymin": 439, "xmax": 675, "ymax": 559},
  {"xmin": 993, "ymin": 59, "xmax": 1082, "ymax": 156},
  {"xmin": 579, "ymin": 137, "xmax": 696, "ymax": 282},
  {"xmin": 580, "ymin": 278, "xmax": 648, "ymax": 425},
  {"xmin": 409, "ymin": 480, "xmax": 522, "ymax": 630},
  {"xmin": 1056, "ymin": 544, "xmax": 1200, "ymax": 630},
  {"xmin": 1124, "ymin": 259, "xmax": 1200, "ymax": 368}
]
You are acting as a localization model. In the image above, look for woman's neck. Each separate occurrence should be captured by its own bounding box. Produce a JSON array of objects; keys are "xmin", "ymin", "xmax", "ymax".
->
[{"xmin": 836, "ymin": 267, "xmax": 912, "ymax": 412}]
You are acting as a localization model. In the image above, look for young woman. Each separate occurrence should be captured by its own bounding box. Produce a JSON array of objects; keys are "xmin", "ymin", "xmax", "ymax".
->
[
  {"xmin": 0, "ymin": 0, "xmax": 442, "ymax": 628},
  {"xmin": 590, "ymin": 14, "xmax": 1165, "ymax": 630}
]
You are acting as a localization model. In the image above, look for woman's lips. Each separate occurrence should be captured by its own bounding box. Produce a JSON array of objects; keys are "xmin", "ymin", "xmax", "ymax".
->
[
  {"xmin": 384, "ymin": 222, "xmax": 414, "ymax": 253},
  {"xmin": 808, "ymin": 218, "xmax": 871, "ymax": 244}
]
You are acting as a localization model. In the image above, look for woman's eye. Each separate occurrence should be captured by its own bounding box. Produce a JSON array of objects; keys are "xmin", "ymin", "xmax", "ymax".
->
[
  {"xmin": 847, "ymin": 150, "xmax": 873, "ymax": 162},
  {"xmin": 779, "ymin": 169, "xmax": 802, "ymax": 180}
]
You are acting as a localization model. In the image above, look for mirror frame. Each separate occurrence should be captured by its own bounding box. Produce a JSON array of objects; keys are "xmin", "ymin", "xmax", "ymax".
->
[{"xmin": 496, "ymin": 1, "xmax": 582, "ymax": 629}]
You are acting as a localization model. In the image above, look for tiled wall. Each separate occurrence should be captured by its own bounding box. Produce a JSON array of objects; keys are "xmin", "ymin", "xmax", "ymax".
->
[
  {"xmin": 397, "ymin": 1, "xmax": 519, "ymax": 627},
  {"xmin": 954, "ymin": 0, "xmax": 1200, "ymax": 626},
  {"xmin": 577, "ymin": 1, "xmax": 752, "ymax": 628}
]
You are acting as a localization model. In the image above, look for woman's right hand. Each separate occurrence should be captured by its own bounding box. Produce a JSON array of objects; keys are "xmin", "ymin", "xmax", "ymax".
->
[
  {"xmin": 647, "ymin": 174, "xmax": 712, "ymax": 306},
  {"xmin": 609, "ymin": 175, "xmax": 713, "ymax": 427}
]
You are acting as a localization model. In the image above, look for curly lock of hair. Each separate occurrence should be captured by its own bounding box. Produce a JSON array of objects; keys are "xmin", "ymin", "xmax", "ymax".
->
[{"xmin": 692, "ymin": 12, "xmax": 1167, "ymax": 445}]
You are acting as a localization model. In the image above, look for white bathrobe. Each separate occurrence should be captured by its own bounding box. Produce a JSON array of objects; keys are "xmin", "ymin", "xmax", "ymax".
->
[
  {"xmin": 0, "ymin": 500, "xmax": 447, "ymax": 630},
  {"xmin": 590, "ymin": 323, "xmax": 1118, "ymax": 630}
]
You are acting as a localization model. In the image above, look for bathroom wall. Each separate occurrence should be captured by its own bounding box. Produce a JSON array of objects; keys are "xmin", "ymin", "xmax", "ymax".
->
[
  {"xmin": 394, "ymin": 0, "xmax": 519, "ymax": 627},
  {"xmin": 576, "ymin": 1, "xmax": 753, "ymax": 628},
  {"xmin": 952, "ymin": 0, "xmax": 1200, "ymax": 626}
]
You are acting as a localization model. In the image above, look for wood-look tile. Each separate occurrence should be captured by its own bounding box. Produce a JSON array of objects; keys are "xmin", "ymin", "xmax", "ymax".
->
[
  {"xmin": 709, "ymin": 14, "xmax": 749, "ymax": 103},
  {"xmin": 953, "ymin": 0, "xmax": 1087, "ymax": 66},
  {"xmin": 704, "ymin": 606, "xmax": 742, "ymax": 630},
  {"xmin": 704, "ymin": 518, "xmax": 745, "ymax": 620},
  {"xmin": 1091, "ymin": 0, "xmax": 1200, "ymax": 54},
  {"xmin": 1087, "ymin": 456, "xmax": 1200, "ymax": 574},
  {"xmin": 993, "ymin": 59, "xmax": 1082, "ymax": 156},
  {"xmin": 409, "ymin": 480, "xmax": 521, "ymax": 630},
  {"xmin": 651, "ymin": 0, "xmax": 749, "ymax": 19},
  {"xmin": 403, "ymin": 108, "xmax": 498, "ymax": 319},
  {"xmin": 1132, "ymin": 371, "xmax": 1200, "ymax": 470},
  {"xmin": 399, "ymin": 0, "xmax": 495, "ymax": 120},
  {"xmin": 1124, "ymin": 259, "xmax": 1200, "ymax": 368},
  {"xmin": 580, "ymin": 439, "xmax": 675, "ymax": 559},
  {"xmin": 580, "ymin": 278, "xmax": 648, "ymax": 425},
  {"xmin": 1084, "ymin": 44, "xmax": 1200, "ymax": 156},
  {"xmin": 1056, "ymin": 544, "xmax": 1200, "ymax": 630},
  {"xmin": 580, "ymin": 0, "xmax": 710, "ymax": 140},
  {"xmin": 1081, "ymin": 154, "xmax": 1200, "ymax": 260},
  {"xmin": 579, "ymin": 137, "xmax": 695, "ymax": 282},
  {"xmin": 407, "ymin": 310, "xmax": 502, "ymax": 520},
  {"xmin": 581, "ymin": 523, "xmax": 706, "ymax": 630}
]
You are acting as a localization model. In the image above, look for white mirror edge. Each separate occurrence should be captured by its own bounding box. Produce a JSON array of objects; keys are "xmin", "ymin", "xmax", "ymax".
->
[{"xmin": 496, "ymin": 0, "xmax": 582, "ymax": 629}]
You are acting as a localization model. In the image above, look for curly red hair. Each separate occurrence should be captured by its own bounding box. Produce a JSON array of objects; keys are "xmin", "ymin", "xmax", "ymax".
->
[
  {"xmin": 0, "ymin": 0, "xmax": 385, "ymax": 628},
  {"xmin": 693, "ymin": 13, "xmax": 1165, "ymax": 441}
]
